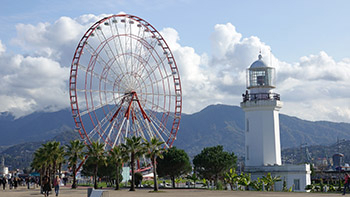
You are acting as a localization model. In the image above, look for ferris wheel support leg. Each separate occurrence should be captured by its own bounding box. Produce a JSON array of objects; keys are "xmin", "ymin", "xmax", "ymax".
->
[{"xmin": 76, "ymin": 155, "xmax": 89, "ymax": 175}]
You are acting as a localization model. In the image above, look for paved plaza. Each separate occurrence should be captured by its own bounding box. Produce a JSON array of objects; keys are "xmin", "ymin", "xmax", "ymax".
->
[{"xmin": 0, "ymin": 186, "xmax": 348, "ymax": 197}]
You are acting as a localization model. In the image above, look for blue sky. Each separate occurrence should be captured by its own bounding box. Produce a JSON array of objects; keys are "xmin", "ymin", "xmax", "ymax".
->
[
  {"xmin": 0, "ymin": 0, "xmax": 350, "ymax": 122},
  {"xmin": 2, "ymin": 0, "xmax": 349, "ymax": 62}
]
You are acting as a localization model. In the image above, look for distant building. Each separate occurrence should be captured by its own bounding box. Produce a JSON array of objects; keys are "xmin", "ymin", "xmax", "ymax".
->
[
  {"xmin": 0, "ymin": 156, "xmax": 9, "ymax": 176},
  {"xmin": 240, "ymin": 53, "xmax": 311, "ymax": 192},
  {"xmin": 332, "ymin": 153, "xmax": 344, "ymax": 169}
]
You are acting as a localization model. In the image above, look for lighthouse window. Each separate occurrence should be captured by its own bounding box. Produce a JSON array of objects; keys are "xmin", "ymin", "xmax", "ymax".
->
[
  {"xmin": 246, "ymin": 145, "xmax": 249, "ymax": 160},
  {"xmin": 249, "ymin": 70, "xmax": 266, "ymax": 87},
  {"xmin": 257, "ymin": 75, "xmax": 265, "ymax": 86},
  {"xmin": 246, "ymin": 119, "xmax": 249, "ymax": 132}
]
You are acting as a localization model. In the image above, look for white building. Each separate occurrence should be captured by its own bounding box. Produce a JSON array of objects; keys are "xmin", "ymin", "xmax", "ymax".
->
[
  {"xmin": 240, "ymin": 54, "xmax": 311, "ymax": 192},
  {"xmin": 0, "ymin": 157, "xmax": 8, "ymax": 176}
]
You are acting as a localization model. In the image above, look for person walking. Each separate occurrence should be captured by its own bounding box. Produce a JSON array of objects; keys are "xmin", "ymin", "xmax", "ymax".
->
[
  {"xmin": 343, "ymin": 173, "xmax": 350, "ymax": 195},
  {"xmin": 42, "ymin": 176, "xmax": 51, "ymax": 197},
  {"xmin": 1, "ymin": 177, "xmax": 6, "ymax": 190},
  {"xmin": 53, "ymin": 176, "xmax": 61, "ymax": 196}
]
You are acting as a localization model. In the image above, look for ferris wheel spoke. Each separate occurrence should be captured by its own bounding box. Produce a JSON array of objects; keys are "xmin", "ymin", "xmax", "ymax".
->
[
  {"xmin": 142, "ymin": 73, "xmax": 173, "ymax": 90},
  {"xmin": 132, "ymin": 24, "xmax": 145, "ymax": 71},
  {"xmin": 76, "ymin": 89, "xmax": 125, "ymax": 95},
  {"xmin": 149, "ymin": 119, "xmax": 169, "ymax": 148},
  {"xmin": 83, "ymin": 45, "xmax": 130, "ymax": 91},
  {"xmin": 108, "ymin": 19, "xmax": 124, "ymax": 72},
  {"xmin": 135, "ymin": 119, "xmax": 147, "ymax": 140},
  {"xmin": 137, "ymin": 92, "xmax": 176, "ymax": 97},
  {"xmin": 79, "ymin": 95, "xmax": 125, "ymax": 117},
  {"xmin": 130, "ymin": 25, "xmax": 146, "ymax": 85},
  {"xmin": 104, "ymin": 118, "xmax": 117, "ymax": 149},
  {"xmin": 77, "ymin": 63, "xmax": 115, "ymax": 87},
  {"xmin": 148, "ymin": 113, "xmax": 171, "ymax": 137},
  {"xmin": 112, "ymin": 117, "xmax": 127, "ymax": 148},
  {"xmin": 140, "ymin": 57, "xmax": 168, "ymax": 84},
  {"xmin": 134, "ymin": 110, "xmax": 154, "ymax": 139},
  {"xmin": 142, "ymin": 99, "xmax": 171, "ymax": 115},
  {"xmin": 137, "ymin": 39, "xmax": 159, "ymax": 77},
  {"xmin": 101, "ymin": 41, "xmax": 126, "ymax": 82},
  {"xmin": 131, "ymin": 105, "xmax": 170, "ymax": 143},
  {"xmin": 86, "ymin": 106, "xmax": 118, "ymax": 141},
  {"xmin": 99, "ymin": 25, "xmax": 130, "ymax": 83},
  {"xmin": 113, "ymin": 23, "xmax": 132, "ymax": 86}
]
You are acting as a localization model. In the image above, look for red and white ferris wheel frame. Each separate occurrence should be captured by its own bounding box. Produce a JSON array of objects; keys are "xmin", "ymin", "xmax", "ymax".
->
[{"xmin": 69, "ymin": 14, "xmax": 182, "ymax": 148}]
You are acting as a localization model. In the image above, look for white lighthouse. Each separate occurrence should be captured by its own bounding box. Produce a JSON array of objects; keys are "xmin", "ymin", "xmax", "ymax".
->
[
  {"xmin": 241, "ymin": 53, "xmax": 282, "ymax": 166},
  {"xmin": 240, "ymin": 53, "xmax": 311, "ymax": 192}
]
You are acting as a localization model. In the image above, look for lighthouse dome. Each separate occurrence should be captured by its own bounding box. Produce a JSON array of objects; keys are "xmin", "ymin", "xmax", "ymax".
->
[{"xmin": 250, "ymin": 54, "xmax": 267, "ymax": 68}]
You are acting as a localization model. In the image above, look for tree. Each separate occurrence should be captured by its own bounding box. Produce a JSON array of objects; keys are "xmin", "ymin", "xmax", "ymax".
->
[
  {"xmin": 65, "ymin": 140, "xmax": 85, "ymax": 189},
  {"xmin": 144, "ymin": 137, "xmax": 165, "ymax": 191},
  {"xmin": 157, "ymin": 146, "xmax": 192, "ymax": 188},
  {"xmin": 193, "ymin": 145, "xmax": 237, "ymax": 186},
  {"xmin": 31, "ymin": 141, "xmax": 65, "ymax": 193},
  {"xmin": 109, "ymin": 146, "xmax": 127, "ymax": 190},
  {"xmin": 31, "ymin": 146, "xmax": 47, "ymax": 192},
  {"xmin": 85, "ymin": 141, "xmax": 106, "ymax": 189},
  {"xmin": 121, "ymin": 136, "xmax": 145, "ymax": 191}
]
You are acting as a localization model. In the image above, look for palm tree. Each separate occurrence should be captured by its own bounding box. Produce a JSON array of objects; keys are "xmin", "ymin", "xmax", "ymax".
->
[
  {"xmin": 85, "ymin": 141, "xmax": 106, "ymax": 189},
  {"xmin": 41, "ymin": 141, "xmax": 58, "ymax": 186},
  {"xmin": 109, "ymin": 146, "xmax": 127, "ymax": 190},
  {"xmin": 122, "ymin": 136, "xmax": 145, "ymax": 191},
  {"xmin": 52, "ymin": 142, "xmax": 65, "ymax": 177},
  {"xmin": 144, "ymin": 137, "xmax": 165, "ymax": 191},
  {"xmin": 65, "ymin": 140, "xmax": 85, "ymax": 189},
  {"xmin": 31, "ymin": 146, "xmax": 47, "ymax": 193}
]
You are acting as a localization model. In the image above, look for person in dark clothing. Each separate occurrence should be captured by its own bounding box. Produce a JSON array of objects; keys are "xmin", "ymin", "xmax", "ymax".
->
[
  {"xmin": 2, "ymin": 177, "xmax": 6, "ymax": 190},
  {"xmin": 42, "ymin": 176, "xmax": 51, "ymax": 197},
  {"xmin": 1, "ymin": 177, "xmax": 6, "ymax": 190},
  {"xmin": 343, "ymin": 173, "xmax": 350, "ymax": 195},
  {"xmin": 26, "ymin": 176, "xmax": 30, "ymax": 189},
  {"xmin": 13, "ymin": 177, "xmax": 18, "ymax": 189}
]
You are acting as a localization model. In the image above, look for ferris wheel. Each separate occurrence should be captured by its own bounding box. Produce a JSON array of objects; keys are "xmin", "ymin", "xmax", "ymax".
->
[{"xmin": 69, "ymin": 14, "xmax": 182, "ymax": 150}]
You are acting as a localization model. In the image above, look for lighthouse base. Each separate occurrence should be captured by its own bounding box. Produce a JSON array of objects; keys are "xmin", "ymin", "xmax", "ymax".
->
[{"xmin": 245, "ymin": 164, "xmax": 311, "ymax": 192}]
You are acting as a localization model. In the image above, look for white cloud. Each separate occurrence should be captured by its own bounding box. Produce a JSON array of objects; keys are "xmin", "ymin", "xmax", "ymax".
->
[
  {"xmin": 163, "ymin": 22, "xmax": 350, "ymax": 122},
  {"xmin": 0, "ymin": 40, "xmax": 5, "ymax": 54},
  {"xmin": 1, "ymin": 15, "xmax": 350, "ymax": 123},
  {"xmin": 0, "ymin": 53, "xmax": 69, "ymax": 117}
]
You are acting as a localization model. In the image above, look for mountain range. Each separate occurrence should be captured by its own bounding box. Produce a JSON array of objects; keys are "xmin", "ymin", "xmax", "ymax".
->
[{"xmin": 1, "ymin": 104, "xmax": 350, "ymax": 169}]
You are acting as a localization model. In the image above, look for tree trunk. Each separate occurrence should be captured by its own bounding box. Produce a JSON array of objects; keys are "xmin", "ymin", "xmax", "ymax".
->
[
  {"xmin": 115, "ymin": 163, "xmax": 120, "ymax": 190},
  {"xmin": 130, "ymin": 153, "xmax": 135, "ymax": 191},
  {"xmin": 52, "ymin": 163, "xmax": 56, "ymax": 187},
  {"xmin": 59, "ymin": 163, "xmax": 62, "ymax": 177},
  {"xmin": 94, "ymin": 164, "xmax": 98, "ymax": 189},
  {"xmin": 171, "ymin": 176, "xmax": 175, "ymax": 188},
  {"xmin": 72, "ymin": 165, "xmax": 77, "ymax": 189},
  {"xmin": 152, "ymin": 157, "xmax": 158, "ymax": 191}
]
